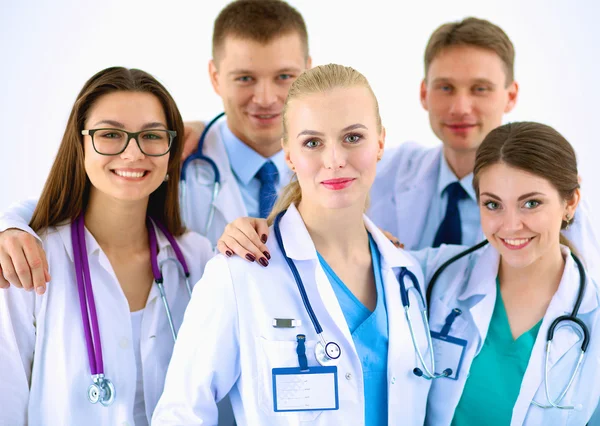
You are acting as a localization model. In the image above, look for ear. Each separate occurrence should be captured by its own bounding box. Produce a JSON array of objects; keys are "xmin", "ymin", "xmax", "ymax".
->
[
  {"xmin": 504, "ymin": 80, "xmax": 519, "ymax": 113},
  {"xmin": 419, "ymin": 79, "xmax": 429, "ymax": 111},
  {"xmin": 565, "ymin": 188, "xmax": 581, "ymax": 220},
  {"xmin": 283, "ymin": 139, "xmax": 294, "ymax": 171},
  {"xmin": 208, "ymin": 59, "xmax": 221, "ymax": 96},
  {"xmin": 305, "ymin": 56, "xmax": 313, "ymax": 70},
  {"xmin": 377, "ymin": 126, "xmax": 386, "ymax": 161}
]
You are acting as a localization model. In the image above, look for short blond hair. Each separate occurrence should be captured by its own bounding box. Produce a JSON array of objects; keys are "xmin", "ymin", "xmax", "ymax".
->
[{"xmin": 268, "ymin": 64, "xmax": 380, "ymax": 223}]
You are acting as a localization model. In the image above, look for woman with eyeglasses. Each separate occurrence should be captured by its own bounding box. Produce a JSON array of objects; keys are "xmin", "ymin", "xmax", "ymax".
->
[{"xmin": 0, "ymin": 67, "xmax": 213, "ymax": 426}]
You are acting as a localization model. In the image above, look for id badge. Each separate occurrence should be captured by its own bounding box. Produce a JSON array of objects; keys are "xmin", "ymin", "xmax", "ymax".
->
[
  {"xmin": 272, "ymin": 366, "xmax": 339, "ymax": 412},
  {"xmin": 430, "ymin": 331, "xmax": 467, "ymax": 380}
]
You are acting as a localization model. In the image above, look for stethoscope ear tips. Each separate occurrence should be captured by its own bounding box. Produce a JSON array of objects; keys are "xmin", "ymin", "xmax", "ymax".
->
[
  {"xmin": 442, "ymin": 368, "xmax": 453, "ymax": 377},
  {"xmin": 413, "ymin": 368, "xmax": 424, "ymax": 377}
]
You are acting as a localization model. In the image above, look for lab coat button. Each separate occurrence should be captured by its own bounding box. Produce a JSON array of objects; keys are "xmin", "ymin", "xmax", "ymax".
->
[
  {"xmin": 345, "ymin": 373, "xmax": 352, "ymax": 380},
  {"xmin": 119, "ymin": 338, "xmax": 129, "ymax": 349}
]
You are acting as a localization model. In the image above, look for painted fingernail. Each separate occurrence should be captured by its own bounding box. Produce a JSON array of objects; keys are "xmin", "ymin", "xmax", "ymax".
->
[
  {"xmin": 245, "ymin": 253, "xmax": 256, "ymax": 262},
  {"xmin": 225, "ymin": 250, "xmax": 233, "ymax": 257},
  {"xmin": 263, "ymin": 251, "xmax": 271, "ymax": 260},
  {"xmin": 259, "ymin": 257, "xmax": 269, "ymax": 267},
  {"xmin": 261, "ymin": 234, "xmax": 268, "ymax": 243},
  {"xmin": 36, "ymin": 286, "xmax": 45, "ymax": 295}
]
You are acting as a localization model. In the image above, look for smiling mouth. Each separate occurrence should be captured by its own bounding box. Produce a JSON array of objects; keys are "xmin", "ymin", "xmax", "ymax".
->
[
  {"xmin": 112, "ymin": 170, "xmax": 148, "ymax": 178},
  {"xmin": 500, "ymin": 237, "xmax": 534, "ymax": 249}
]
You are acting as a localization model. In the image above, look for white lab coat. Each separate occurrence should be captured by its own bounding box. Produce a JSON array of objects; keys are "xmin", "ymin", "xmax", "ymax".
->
[
  {"xmin": 369, "ymin": 143, "xmax": 600, "ymax": 280},
  {"xmin": 179, "ymin": 115, "xmax": 293, "ymax": 246},
  {"xmin": 0, "ymin": 222, "xmax": 213, "ymax": 426},
  {"xmin": 412, "ymin": 243, "xmax": 600, "ymax": 426},
  {"xmin": 152, "ymin": 204, "xmax": 432, "ymax": 426}
]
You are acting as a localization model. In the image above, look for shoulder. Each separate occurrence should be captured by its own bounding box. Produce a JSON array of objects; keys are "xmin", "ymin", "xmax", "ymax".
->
[
  {"xmin": 173, "ymin": 230, "xmax": 216, "ymax": 281},
  {"xmin": 376, "ymin": 142, "xmax": 441, "ymax": 182}
]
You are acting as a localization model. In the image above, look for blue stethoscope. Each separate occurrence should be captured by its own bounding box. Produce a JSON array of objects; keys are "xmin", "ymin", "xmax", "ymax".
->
[
  {"xmin": 426, "ymin": 240, "xmax": 590, "ymax": 410},
  {"xmin": 71, "ymin": 214, "xmax": 191, "ymax": 407},
  {"xmin": 273, "ymin": 210, "xmax": 436, "ymax": 372},
  {"xmin": 180, "ymin": 112, "xmax": 225, "ymax": 233}
]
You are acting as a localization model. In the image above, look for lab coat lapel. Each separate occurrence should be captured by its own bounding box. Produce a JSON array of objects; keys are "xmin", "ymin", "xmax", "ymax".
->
[
  {"xmin": 278, "ymin": 205, "xmax": 355, "ymax": 351},
  {"xmin": 203, "ymin": 120, "xmax": 248, "ymax": 224},
  {"xmin": 457, "ymin": 244, "xmax": 499, "ymax": 354},
  {"xmin": 393, "ymin": 147, "xmax": 441, "ymax": 249},
  {"xmin": 365, "ymin": 218, "xmax": 430, "ymax": 425},
  {"xmin": 511, "ymin": 250, "xmax": 599, "ymax": 425}
]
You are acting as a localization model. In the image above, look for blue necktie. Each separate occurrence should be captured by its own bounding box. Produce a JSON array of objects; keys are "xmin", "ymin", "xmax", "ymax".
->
[
  {"xmin": 256, "ymin": 161, "xmax": 279, "ymax": 219},
  {"xmin": 433, "ymin": 182, "xmax": 468, "ymax": 247}
]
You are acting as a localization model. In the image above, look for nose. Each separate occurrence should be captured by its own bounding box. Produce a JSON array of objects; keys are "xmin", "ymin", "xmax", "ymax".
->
[
  {"xmin": 448, "ymin": 92, "xmax": 473, "ymax": 117},
  {"xmin": 323, "ymin": 142, "xmax": 347, "ymax": 169},
  {"xmin": 502, "ymin": 208, "xmax": 524, "ymax": 233},
  {"xmin": 252, "ymin": 80, "xmax": 278, "ymax": 107},
  {"xmin": 120, "ymin": 136, "xmax": 145, "ymax": 161}
]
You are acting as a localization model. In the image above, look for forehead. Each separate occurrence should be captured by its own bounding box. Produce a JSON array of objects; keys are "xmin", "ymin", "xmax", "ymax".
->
[
  {"xmin": 287, "ymin": 87, "xmax": 377, "ymax": 132},
  {"xmin": 427, "ymin": 45, "xmax": 508, "ymax": 85},
  {"xmin": 478, "ymin": 163, "xmax": 556, "ymax": 195},
  {"xmin": 86, "ymin": 91, "xmax": 166, "ymax": 126},
  {"xmin": 217, "ymin": 32, "xmax": 307, "ymax": 73}
]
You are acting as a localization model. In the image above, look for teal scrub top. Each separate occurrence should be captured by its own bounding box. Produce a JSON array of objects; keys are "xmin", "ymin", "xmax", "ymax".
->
[
  {"xmin": 451, "ymin": 278, "xmax": 542, "ymax": 426},
  {"xmin": 317, "ymin": 235, "xmax": 389, "ymax": 426}
]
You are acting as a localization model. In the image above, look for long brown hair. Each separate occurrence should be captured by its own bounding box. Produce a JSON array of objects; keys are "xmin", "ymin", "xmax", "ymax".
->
[
  {"xmin": 473, "ymin": 121, "xmax": 580, "ymax": 251},
  {"xmin": 29, "ymin": 67, "xmax": 185, "ymax": 235}
]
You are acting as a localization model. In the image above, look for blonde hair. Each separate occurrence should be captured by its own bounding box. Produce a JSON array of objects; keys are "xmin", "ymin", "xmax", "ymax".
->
[{"xmin": 267, "ymin": 64, "xmax": 381, "ymax": 224}]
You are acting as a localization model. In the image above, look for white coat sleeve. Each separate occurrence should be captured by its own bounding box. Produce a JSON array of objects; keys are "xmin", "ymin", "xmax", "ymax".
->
[
  {"xmin": 562, "ymin": 196, "xmax": 600, "ymax": 282},
  {"xmin": 0, "ymin": 198, "xmax": 39, "ymax": 240},
  {"xmin": 408, "ymin": 244, "xmax": 469, "ymax": 288},
  {"xmin": 0, "ymin": 285, "xmax": 37, "ymax": 425},
  {"xmin": 152, "ymin": 255, "xmax": 240, "ymax": 425}
]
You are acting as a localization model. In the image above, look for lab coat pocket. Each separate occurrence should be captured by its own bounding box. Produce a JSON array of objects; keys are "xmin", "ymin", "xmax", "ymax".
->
[{"xmin": 256, "ymin": 336, "xmax": 323, "ymax": 422}]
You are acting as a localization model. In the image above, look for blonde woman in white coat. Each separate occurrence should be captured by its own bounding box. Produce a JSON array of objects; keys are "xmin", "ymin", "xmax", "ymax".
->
[{"xmin": 153, "ymin": 64, "xmax": 432, "ymax": 426}]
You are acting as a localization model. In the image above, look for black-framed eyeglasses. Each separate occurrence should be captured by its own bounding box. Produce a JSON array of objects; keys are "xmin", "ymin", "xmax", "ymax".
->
[{"xmin": 81, "ymin": 128, "xmax": 176, "ymax": 157}]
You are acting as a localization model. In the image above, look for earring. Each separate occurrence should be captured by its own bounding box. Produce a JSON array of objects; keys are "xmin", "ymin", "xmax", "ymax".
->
[
  {"xmin": 164, "ymin": 173, "xmax": 169, "ymax": 182},
  {"xmin": 564, "ymin": 213, "xmax": 572, "ymax": 230}
]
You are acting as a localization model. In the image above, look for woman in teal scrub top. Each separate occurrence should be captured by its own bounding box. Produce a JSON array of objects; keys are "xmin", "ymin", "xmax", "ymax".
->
[{"xmin": 422, "ymin": 122, "xmax": 600, "ymax": 426}]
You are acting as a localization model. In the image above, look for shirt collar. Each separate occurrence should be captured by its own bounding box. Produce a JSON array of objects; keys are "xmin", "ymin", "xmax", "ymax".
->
[
  {"xmin": 437, "ymin": 153, "xmax": 476, "ymax": 201},
  {"xmin": 58, "ymin": 219, "xmax": 172, "ymax": 263},
  {"xmin": 220, "ymin": 123, "xmax": 287, "ymax": 186}
]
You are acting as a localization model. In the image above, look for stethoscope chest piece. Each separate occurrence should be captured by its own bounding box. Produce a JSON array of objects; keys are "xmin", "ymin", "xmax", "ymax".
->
[
  {"xmin": 315, "ymin": 341, "xmax": 341, "ymax": 366},
  {"xmin": 88, "ymin": 376, "xmax": 115, "ymax": 406}
]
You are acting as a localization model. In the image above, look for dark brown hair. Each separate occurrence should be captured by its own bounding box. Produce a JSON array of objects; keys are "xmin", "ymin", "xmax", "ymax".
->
[
  {"xmin": 473, "ymin": 121, "xmax": 580, "ymax": 231},
  {"xmin": 424, "ymin": 17, "xmax": 515, "ymax": 85},
  {"xmin": 29, "ymin": 67, "xmax": 185, "ymax": 236},
  {"xmin": 212, "ymin": 0, "xmax": 309, "ymax": 62}
]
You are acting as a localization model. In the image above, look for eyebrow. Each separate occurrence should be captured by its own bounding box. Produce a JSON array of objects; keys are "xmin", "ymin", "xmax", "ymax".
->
[
  {"xmin": 431, "ymin": 77, "xmax": 497, "ymax": 87},
  {"xmin": 228, "ymin": 67, "xmax": 303, "ymax": 77},
  {"xmin": 480, "ymin": 191, "xmax": 546, "ymax": 201},
  {"xmin": 296, "ymin": 123, "xmax": 368, "ymax": 138},
  {"xmin": 92, "ymin": 120, "xmax": 167, "ymax": 130}
]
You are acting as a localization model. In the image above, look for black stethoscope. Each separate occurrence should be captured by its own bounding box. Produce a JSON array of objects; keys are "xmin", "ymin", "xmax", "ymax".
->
[
  {"xmin": 426, "ymin": 240, "xmax": 590, "ymax": 410},
  {"xmin": 71, "ymin": 214, "xmax": 190, "ymax": 407},
  {"xmin": 273, "ymin": 210, "xmax": 438, "ymax": 372},
  {"xmin": 274, "ymin": 211, "xmax": 342, "ymax": 365},
  {"xmin": 180, "ymin": 112, "xmax": 225, "ymax": 232}
]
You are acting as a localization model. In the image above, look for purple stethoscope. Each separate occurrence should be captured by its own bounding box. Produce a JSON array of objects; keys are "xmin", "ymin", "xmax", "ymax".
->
[{"xmin": 71, "ymin": 213, "xmax": 191, "ymax": 406}]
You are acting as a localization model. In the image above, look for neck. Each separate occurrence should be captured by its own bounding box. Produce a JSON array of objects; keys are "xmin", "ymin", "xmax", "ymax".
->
[
  {"xmin": 443, "ymin": 146, "xmax": 476, "ymax": 180},
  {"xmin": 228, "ymin": 124, "xmax": 281, "ymax": 157},
  {"xmin": 499, "ymin": 245, "xmax": 565, "ymax": 296},
  {"xmin": 297, "ymin": 199, "xmax": 369, "ymax": 258},
  {"xmin": 84, "ymin": 190, "xmax": 149, "ymax": 252}
]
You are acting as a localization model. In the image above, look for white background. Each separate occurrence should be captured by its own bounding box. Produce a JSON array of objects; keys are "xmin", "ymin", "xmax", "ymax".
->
[{"xmin": 1, "ymin": 0, "xmax": 599, "ymax": 230}]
